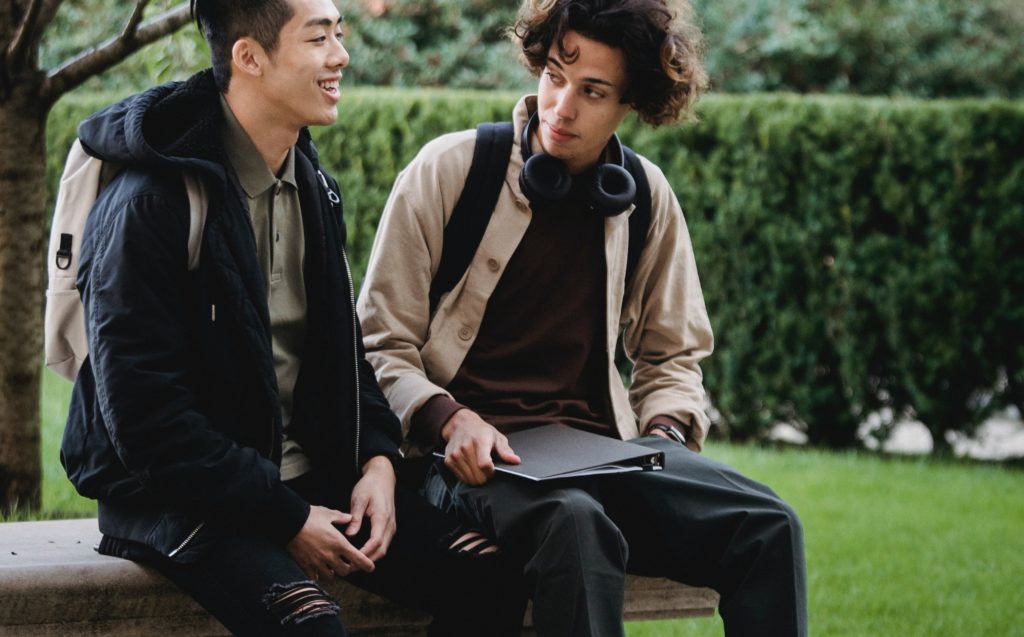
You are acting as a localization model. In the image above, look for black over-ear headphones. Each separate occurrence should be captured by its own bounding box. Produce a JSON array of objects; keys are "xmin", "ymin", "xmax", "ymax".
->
[{"xmin": 519, "ymin": 111, "xmax": 637, "ymax": 217}]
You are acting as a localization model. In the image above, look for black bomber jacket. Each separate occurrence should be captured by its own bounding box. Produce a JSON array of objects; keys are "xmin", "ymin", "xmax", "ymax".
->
[{"xmin": 60, "ymin": 70, "xmax": 402, "ymax": 561}]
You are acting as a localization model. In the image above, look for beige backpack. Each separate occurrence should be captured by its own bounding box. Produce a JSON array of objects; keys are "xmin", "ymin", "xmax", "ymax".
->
[{"xmin": 44, "ymin": 139, "xmax": 208, "ymax": 381}]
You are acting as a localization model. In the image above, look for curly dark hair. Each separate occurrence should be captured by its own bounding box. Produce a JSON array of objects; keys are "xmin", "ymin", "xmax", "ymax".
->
[
  {"xmin": 511, "ymin": 0, "xmax": 708, "ymax": 126},
  {"xmin": 191, "ymin": 0, "xmax": 295, "ymax": 92}
]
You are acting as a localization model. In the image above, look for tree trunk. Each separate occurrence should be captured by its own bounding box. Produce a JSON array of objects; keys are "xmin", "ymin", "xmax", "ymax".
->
[
  {"xmin": 0, "ymin": 72, "xmax": 48, "ymax": 514},
  {"xmin": 0, "ymin": 0, "xmax": 191, "ymax": 514}
]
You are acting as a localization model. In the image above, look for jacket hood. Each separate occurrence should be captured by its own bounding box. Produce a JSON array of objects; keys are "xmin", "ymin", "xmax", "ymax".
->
[
  {"xmin": 77, "ymin": 69, "xmax": 325, "ymax": 180},
  {"xmin": 78, "ymin": 70, "xmax": 226, "ymax": 177}
]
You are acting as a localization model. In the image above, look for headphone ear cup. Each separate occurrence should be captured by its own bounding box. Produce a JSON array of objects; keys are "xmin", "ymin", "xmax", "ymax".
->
[
  {"xmin": 587, "ymin": 164, "xmax": 637, "ymax": 216},
  {"xmin": 519, "ymin": 153, "xmax": 572, "ymax": 205}
]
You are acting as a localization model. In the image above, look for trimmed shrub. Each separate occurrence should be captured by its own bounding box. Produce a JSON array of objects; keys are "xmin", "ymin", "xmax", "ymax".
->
[
  {"xmin": 47, "ymin": 90, "xmax": 1024, "ymax": 451},
  {"xmin": 693, "ymin": 0, "xmax": 1024, "ymax": 98}
]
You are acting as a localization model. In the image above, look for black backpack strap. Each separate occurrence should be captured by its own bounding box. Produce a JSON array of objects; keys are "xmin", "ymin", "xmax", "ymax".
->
[
  {"xmin": 622, "ymin": 146, "xmax": 652, "ymax": 289},
  {"xmin": 428, "ymin": 121, "xmax": 515, "ymax": 314}
]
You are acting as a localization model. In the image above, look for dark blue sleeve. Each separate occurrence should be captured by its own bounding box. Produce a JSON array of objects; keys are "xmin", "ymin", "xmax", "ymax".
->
[{"xmin": 79, "ymin": 176, "xmax": 309, "ymax": 543}]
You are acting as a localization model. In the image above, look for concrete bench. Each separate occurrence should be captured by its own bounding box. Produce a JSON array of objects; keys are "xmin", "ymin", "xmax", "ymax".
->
[{"xmin": 0, "ymin": 518, "xmax": 719, "ymax": 636}]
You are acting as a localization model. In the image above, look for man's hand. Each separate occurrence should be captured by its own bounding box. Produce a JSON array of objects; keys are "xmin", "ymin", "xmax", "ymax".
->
[
  {"xmin": 345, "ymin": 456, "xmax": 397, "ymax": 562},
  {"xmin": 441, "ymin": 409, "xmax": 520, "ymax": 486},
  {"xmin": 286, "ymin": 505, "xmax": 375, "ymax": 580}
]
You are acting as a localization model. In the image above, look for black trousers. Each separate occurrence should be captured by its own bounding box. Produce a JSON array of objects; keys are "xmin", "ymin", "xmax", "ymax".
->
[
  {"xmin": 442, "ymin": 436, "xmax": 807, "ymax": 637},
  {"xmin": 124, "ymin": 469, "xmax": 527, "ymax": 636}
]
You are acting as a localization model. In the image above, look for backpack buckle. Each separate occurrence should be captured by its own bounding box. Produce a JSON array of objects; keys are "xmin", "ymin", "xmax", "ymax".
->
[{"xmin": 56, "ymin": 233, "xmax": 73, "ymax": 270}]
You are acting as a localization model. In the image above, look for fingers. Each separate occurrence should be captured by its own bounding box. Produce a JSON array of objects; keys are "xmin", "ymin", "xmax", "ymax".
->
[
  {"xmin": 332, "ymin": 511, "xmax": 353, "ymax": 525},
  {"xmin": 442, "ymin": 412, "xmax": 506, "ymax": 485},
  {"xmin": 287, "ymin": 506, "xmax": 370, "ymax": 580},
  {"xmin": 346, "ymin": 494, "xmax": 367, "ymax": 538},
  {"xmin": 358, "ymin": 508, "xmax": 396, "ymax": 562},
  {"xmin": 446, "ymin": 446, "xmax": 490, "ymax": 485},
  {"xmin": 314, "ymin": 534, "xmax": 376, "ymax": 577},
  {"xmin": 495, "ymin": 436, "xmax": 521, "ymax": 465},
  {"xmin": 337, "ymin": 535, "xmax": 376, "ymax": 573},
  {"xmin": 475, "ymin": 441, "xmax": 496, "ymax": 478}
]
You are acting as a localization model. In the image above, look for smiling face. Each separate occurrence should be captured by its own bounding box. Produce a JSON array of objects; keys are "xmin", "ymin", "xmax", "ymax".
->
[
  {"xmin": 256, "ymin": 0, "xmax": 349, "ymax": 130},
  {"xmin": 533, "ymin": 30, "xmax": 632, "ymax": 175}
]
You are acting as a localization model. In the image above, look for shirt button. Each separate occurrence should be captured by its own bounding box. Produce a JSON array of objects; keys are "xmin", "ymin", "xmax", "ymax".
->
[
  {"xmin": 458, "ymin": 326, "xmax": 473, "ymax": 341},
  {"xmin": 487, "ymin": 258, "xmax": 500, "ymax": 272}
]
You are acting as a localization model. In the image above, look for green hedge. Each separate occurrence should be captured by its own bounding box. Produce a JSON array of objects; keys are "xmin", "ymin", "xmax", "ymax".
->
[{"xmin": 47, "ymin": 90, "xmax": 1024, "ymax": 451}]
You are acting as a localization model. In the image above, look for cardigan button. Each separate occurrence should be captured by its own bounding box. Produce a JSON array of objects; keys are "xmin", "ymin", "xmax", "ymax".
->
[
  {"xmin": 458, "ymin": 326, "xmax": 473, "ymax": 341},
  {"xmin": 486, "ymin": 258, "xmax": 500, "ymax": 272}
]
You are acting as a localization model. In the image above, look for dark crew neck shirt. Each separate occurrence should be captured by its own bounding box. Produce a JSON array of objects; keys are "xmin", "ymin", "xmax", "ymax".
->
[{"xmin": 412, "ymin": 181, "xmax": 614, "ymax": 442}]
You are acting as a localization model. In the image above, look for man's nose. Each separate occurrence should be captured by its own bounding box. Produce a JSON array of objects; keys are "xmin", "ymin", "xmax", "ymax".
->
[
  {"xmin": 330, "ymin": 40, "xmax": 350, "ymax": 70},
  {"xmin": 554, "ymin": 89, "xmax": 576, "ymax": 120}
]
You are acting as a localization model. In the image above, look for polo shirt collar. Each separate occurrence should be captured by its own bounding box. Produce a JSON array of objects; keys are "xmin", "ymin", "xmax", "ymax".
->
[{"xmin": 219, "ymin": 95, "xmax": 297, "ymax": 198}]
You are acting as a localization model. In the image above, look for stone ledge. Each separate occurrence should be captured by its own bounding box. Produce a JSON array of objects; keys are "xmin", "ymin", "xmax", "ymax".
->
[{"xmin": 0, "ymin": 518, "xmax": 718, "ymax": 636}]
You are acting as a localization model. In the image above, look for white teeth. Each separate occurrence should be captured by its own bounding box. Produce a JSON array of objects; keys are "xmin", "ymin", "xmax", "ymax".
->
[{"xmin": 318, "ymin": 80, "xmax": 339, "ymax": 92}]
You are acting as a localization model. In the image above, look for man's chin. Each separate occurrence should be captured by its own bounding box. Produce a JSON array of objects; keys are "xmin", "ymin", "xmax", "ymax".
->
[{"xmin": 312, "ymin": 110, "xmax": 339, "ymax": 127}]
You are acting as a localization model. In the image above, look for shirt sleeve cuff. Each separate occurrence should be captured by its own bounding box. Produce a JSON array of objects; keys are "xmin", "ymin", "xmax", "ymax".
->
[{"xmin": 410, "ymin": 394, "xmax": 468, "ymax": 446}]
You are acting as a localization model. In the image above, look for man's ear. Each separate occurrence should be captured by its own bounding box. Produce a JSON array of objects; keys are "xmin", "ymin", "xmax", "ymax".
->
[{"xmin": 231, "ymin": 37, "xmax": 267, "ymax": 78}]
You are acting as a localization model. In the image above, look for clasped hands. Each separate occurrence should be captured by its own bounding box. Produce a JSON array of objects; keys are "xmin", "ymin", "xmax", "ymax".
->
[{"xmin": 286, "ymin": 455, "xmax": 396, "ymax": 581}]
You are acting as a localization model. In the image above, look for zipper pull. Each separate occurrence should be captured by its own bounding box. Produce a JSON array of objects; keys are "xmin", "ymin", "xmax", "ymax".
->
[
  {"xmin": 317, "ymin": 170, "xmax": 341, "ymax": 204},
  {"xmin": 211, "ymin": 304, "xmax": 216, "ymax": 322}
]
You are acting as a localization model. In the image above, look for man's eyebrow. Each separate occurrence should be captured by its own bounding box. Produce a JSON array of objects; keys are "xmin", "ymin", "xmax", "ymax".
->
[
  {"xmin": 303, "ymin": 16, "xmax": 343, "ymax": 28},
  {"xmin": 546, "ymin": 56, "xmax": 614, "ymax": 87}
]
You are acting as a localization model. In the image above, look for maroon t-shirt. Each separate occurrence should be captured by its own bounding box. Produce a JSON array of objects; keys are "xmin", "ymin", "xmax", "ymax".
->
[{"xmin": 411, "ymin": 182, "xmax": 615, "ymax": 443}]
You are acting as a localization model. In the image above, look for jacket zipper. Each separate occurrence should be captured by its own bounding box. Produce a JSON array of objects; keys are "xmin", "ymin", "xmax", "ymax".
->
[
  {"xmin": 168, "ymin": 521, "xmax": 205, "ymax": 558},
  {"xmin": 318, "ymin": 170, "xmax": 362, "ymax": 476},
  {"xmin": 342, "ymin": 245, "xmax": 362, "ymax": 476}
]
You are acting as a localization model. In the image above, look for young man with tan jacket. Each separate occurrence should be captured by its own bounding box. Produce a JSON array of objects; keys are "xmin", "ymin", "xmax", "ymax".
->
[{"xmin": 358, "ymin": 1, "xmax": 807, "ymax": 635}]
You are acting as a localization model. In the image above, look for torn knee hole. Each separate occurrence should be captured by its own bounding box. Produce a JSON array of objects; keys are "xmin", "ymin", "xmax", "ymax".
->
[
  {"xmin": 261, "ymin": 580, "xmax": 340, "ymax": 626},
  {"xmin": 448, "ymin": 530, "xmax": 500, "ymax": 555}
]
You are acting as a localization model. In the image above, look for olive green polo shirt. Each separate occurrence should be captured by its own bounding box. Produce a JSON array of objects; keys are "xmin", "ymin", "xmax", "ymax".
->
[{"xmin": 220, "ymin": 97, "xmax": 311, "ymax": 481}]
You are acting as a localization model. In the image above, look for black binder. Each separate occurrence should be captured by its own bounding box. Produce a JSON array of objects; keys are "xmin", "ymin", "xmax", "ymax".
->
[{"xmin": 494, "ymin": 424, "xmax": 665, "ymax": 482}]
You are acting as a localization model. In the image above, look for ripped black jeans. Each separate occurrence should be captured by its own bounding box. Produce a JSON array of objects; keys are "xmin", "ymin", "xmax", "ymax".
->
[{"xmin": 122, "ymin": 471, "xmax": 527, "ymax": 636}]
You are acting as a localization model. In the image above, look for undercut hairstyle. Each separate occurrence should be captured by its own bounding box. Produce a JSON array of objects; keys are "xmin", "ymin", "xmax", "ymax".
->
[
  {"xmin": 512, "ymin": 0, "xmax": 708, "ymax": 126},
  {"xmin": 190, "ymin": 0, "xmax": 296, "ymax": 91}
]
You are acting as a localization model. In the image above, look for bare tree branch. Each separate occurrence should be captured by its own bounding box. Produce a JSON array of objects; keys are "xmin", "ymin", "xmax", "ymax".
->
[
  {"xmin": 122, "ymin": 0, "xmax": 152, "ymax": 41},
  {"xmin": 6, "ymin": 0, "xmax": 46, "ymax": 69},
  {"xmin": 35, "ymin": 0, "xmax": 68, "ymax": 37},
  {"xmin": 42, "ymin": 2, "xmax": 191, "ymax": 104}
]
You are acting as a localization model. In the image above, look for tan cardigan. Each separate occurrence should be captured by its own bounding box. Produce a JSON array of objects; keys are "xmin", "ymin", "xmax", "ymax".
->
[{"xmin": 358, "ymin": 96, "xmax": 714, "ymax": 452}]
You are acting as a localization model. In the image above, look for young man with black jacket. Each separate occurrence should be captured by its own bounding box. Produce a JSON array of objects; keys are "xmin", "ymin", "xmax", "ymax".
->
[
  {"xmin": 60, "ymin": 1, "xmax": 524, "ymax": 635},
  {"xmin": 358, "ymin": 1, "xmax": 807, "ymax": 635}
]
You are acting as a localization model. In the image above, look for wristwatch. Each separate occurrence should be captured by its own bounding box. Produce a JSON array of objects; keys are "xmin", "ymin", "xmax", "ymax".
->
[{"xmin": 648, "ymin": 422, "xmax": 686, "ymax": 445}]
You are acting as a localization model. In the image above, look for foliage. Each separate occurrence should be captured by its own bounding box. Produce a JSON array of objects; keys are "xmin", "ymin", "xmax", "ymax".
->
[
  {"xmin": 46, "ymin": 89, "xmax": 1024, "ymax": 450},
  {"xmin": 628, "ymin": 94, "xmax": 1024, "ymax": 449},
  {"xmin": 40, "ymin": 0, "xmax": 532, "ymax": 93},
  {"xmin": 692, "ymin": 0, "xmax": 1024, "ymax": 98},
  {"xmin": 341, "ymin": 0, "xmax": 533, "ymax": 91},
  {"xmin": 41, "ymin": 0, "xmax": 1024, "ymax": 99},
  {"xmin": 41, "ymin": 0, "xmax": 207, "ymax": 92}
]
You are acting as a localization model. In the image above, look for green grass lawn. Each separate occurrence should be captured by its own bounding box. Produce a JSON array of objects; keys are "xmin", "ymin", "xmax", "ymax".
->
[
  {"xmin": 30, "ymin": 370, "xmax": 1024, "ymax": 636},
  {"xmin": 38, "ymin": 369, "xmax": 96, "ymax": 518}
]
